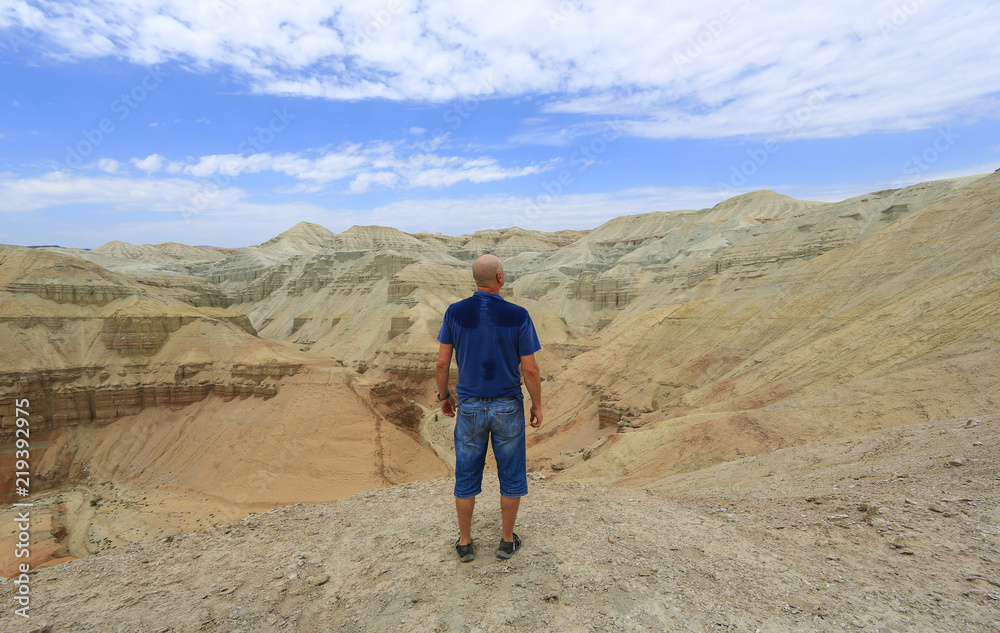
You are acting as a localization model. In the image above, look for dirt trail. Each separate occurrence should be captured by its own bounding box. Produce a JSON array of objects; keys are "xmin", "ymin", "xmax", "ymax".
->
[
  {"xmin": 347, "ymin": 378, "xmax": 394, "ymax": 487},
  {"xmin": 63, "ymin": 484, "xmax": 97, "ymax": 558}
]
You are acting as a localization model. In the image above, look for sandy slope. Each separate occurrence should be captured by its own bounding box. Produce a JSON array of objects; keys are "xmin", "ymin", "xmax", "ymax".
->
[
  {"xmin": 528, "ymin": 173, "xmax": 1000, "ymax": 482},
  {"xmin": 0, "ymin": 362, "xmax": 449, "ymax": 574}
]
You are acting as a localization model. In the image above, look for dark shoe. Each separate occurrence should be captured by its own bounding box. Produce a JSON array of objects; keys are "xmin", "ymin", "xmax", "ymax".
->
[
  {"xmin": 496, "ymin": 533, "xmax": 521, "ymax": 560},
  {"xmin": 456, "ymin": 539, "xmax": 474, "ymax": 563}
]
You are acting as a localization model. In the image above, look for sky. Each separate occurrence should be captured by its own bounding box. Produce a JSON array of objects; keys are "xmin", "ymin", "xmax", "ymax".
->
[{"xmin": 1, "ymin": 0, "xmax": 999, "ymax": 249}]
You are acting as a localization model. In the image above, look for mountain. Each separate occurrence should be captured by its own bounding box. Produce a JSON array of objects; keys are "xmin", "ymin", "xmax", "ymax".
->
[{"xmin": 1, "ymin": 172, "xmax": 998, "ymax": 587}]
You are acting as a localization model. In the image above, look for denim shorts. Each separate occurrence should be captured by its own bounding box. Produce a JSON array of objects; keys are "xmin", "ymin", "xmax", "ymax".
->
[{"xmin": 453, "ymin": 396, "xmax": 528, "ymax": 499}]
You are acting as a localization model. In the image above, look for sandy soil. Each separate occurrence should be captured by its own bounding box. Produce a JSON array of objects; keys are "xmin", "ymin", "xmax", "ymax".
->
[{"xmin": 2, "ymin": 414, "xmax": 996, "ymax": 633}]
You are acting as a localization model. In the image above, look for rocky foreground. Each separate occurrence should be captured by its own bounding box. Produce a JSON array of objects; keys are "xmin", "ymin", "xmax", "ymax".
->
[{"xmin": 3, "ymin": 414, "xmax": 997, "ymax": 633}]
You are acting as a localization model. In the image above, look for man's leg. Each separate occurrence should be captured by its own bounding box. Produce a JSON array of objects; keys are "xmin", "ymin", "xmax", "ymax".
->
[
  {"xmin": 454, "ymin": 398, "xmax": 487, "ymax": 550},
  {"xmin": 489, "ymin": 399, "xmax": 528, "ymax": 551},
  {"xmin": 456, "ymin": 496, "xmax": 476, "ymax": 545},
  {"xmin": 500, "ymin": 495, "xmax": 520, "ymax": 543}
]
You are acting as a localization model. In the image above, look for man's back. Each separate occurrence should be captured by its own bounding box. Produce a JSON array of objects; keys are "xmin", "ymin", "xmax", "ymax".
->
[{"xmin": 439, "ymin": 290, "xmax": 540, "ymax": 401}]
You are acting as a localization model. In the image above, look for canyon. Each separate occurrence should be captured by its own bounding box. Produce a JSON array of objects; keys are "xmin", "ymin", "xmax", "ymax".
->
[{"xmin": 0, "ymin": 172, "xmax": 998, "ymax": 631}]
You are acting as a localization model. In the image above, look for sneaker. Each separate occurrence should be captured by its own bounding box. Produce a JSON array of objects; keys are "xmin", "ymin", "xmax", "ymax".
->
[
  {"xmin": 456, "ymin": 539, "xmax": 474, "ymax": 563},
  {"xmin": 496, "ymin": 533, "xmax": 521, "ymax": 560}
]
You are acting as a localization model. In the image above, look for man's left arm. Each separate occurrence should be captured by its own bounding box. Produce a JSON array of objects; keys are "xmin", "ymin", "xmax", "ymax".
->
[
  {"xmin": 520, "ymin": 353, "xmax": 542, "ymax": 428},
  {"xmin": 518, "ymin": 313, "xmax": 543, "ymax": 428},
  {"xmin": 435, "ymin": 343, "xmax": 456, "ymax": 417}
]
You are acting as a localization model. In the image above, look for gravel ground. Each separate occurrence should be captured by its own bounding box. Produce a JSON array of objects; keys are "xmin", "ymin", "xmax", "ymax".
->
[{"xmin": 2, "ymin": 415, "xmax": 998, "ymax": 633}]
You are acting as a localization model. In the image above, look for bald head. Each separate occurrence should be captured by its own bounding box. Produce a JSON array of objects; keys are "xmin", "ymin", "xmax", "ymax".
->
[{"xmin": 472, "ymin": 254, "xmax": 504, "ymax": 291}]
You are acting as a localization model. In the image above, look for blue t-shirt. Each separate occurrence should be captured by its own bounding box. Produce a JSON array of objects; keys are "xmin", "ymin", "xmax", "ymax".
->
[{"xmin": 437, "ymin": 291, "xmax": 541, "ymax": 401}]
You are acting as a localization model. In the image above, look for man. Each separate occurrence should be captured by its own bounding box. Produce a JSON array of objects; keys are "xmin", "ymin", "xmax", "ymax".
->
[{"xmin": 436, "ymin": 254, "xmax": 543, "ymax": 562}]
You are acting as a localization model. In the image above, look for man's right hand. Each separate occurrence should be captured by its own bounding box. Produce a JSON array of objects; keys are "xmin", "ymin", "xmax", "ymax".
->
[{"xmin": 529, "ymin": 404, "xmax": 542, "ymax": 428}]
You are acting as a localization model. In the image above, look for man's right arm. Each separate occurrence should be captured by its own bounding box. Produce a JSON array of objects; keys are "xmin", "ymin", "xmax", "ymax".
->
[
  {"xmin": 520, "ymin": 354, "xmax": 543, "ymax": 428},
  {"xmin": 436, "ymin": 343, "xmax": 456, "ymax": 417}
]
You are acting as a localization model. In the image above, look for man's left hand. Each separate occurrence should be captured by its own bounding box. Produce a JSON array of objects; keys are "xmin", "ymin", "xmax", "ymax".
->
[
  {"xmin": 440, "ymin": 396, "xmax": 456, "ymax": 418},
  {"xmin": 529, "ymin": 404, "xmax": 542, "ymax": 428}
]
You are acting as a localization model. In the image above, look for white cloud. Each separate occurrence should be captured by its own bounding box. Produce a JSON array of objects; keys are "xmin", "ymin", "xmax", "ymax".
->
[
  {"xmin": 131, "ymin": 154, "xmax": 166, "ymax": 174},
  {"xmin": 0, "ymin": 173, "xmax": 630, "ymax": 248},
  {"xmin": 362, "ymin": 185, "xmax": 731, "ymax": 234},
  {"xmin": 401, "ymin": 156, "xmax": 548, "ymax": 189},
  {"xmin": 349, "ymin": 171, "xmax": 400, "ymax": 193},
  {"xmin": 95, "ymin": 158, "xmax": 122, "ymax": 173},
  {"xmin": 131, "ymin": 142, "xmax": 551, "ymax": 192},
  {"xmin": 6, "ymin": 0, "xmax": 1000, "ymax": 141},
  {"xmin": 28, "ymin": 199, "xmax": 338, "ymax": 249},
  {"xmin": 0, "ymin": 171, "xmax": 241, "ymax": 214},
  {"xmin": 0, "ymin": 167, "xmax": 723, "ymax": 244}
]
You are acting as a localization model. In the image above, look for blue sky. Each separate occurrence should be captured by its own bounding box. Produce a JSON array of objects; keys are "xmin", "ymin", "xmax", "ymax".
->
[{"xmin": 1, "ymin": 0, "xmax": 999, "ymax": 248}]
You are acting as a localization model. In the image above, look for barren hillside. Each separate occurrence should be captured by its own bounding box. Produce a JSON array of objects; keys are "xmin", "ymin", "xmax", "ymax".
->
[{"xmin": 0, "ymin": 244, "xmax": 448, "ymax": 576}]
